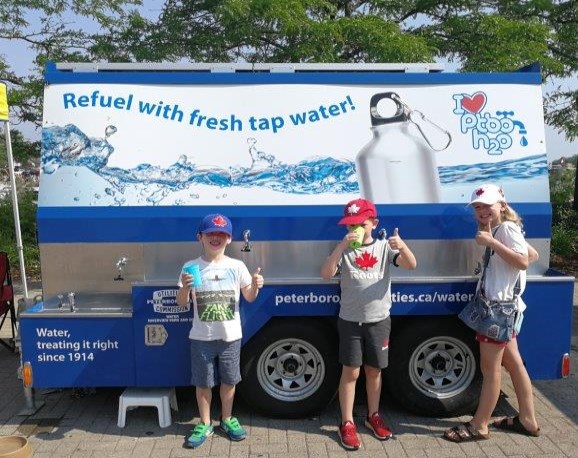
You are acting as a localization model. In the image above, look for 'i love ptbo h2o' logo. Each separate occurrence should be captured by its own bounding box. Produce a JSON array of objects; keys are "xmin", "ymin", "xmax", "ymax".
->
[{"xmin": 452, "ymin": 92, "xmax": 529, "ymax": 156}]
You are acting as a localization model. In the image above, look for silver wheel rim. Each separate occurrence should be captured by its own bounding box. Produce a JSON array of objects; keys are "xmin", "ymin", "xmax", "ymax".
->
[
  {"xmin": 409, "ymin": 336, "xmax": 476, "ymax": 399},
  {"xmin": 256, "ymin": 337, "xmax": 325, "ymax": 402}
]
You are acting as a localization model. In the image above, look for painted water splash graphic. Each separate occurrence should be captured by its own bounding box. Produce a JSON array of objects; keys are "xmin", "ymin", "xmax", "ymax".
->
[
  {"xmin": 41, "ymin": 124, "xmax": 547, "ymax": 206},
  {"xmin": 438, "ymin": 154, "xmax": 547, "ymax": 184},
  {"xmin": 41, "ymin": 124, "xmax": 357, "ymax": 205}
]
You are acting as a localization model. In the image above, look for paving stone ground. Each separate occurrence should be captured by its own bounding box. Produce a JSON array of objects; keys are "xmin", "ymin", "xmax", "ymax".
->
[{"xmin": 0, "ymin": 282, "xmax": 576, "ymax": 457}]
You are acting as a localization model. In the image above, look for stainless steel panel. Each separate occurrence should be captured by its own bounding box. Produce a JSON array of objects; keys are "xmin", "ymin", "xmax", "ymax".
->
[
  {"xmin": 143, "ymin": 238, "xmax": 551, "ymax": 281},
  {"xmin": 40, "ymin": 238, "xmax": 551, "ymax": 295},
  {"xmin": 39, "ymin": 244, "xmax": 144, "ymax": 297}
]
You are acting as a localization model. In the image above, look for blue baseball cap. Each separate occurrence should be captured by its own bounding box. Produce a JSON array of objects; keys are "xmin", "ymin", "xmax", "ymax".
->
[{"xmin": 198, "ymin": 214, "xmax": 233, "ymax": 237}]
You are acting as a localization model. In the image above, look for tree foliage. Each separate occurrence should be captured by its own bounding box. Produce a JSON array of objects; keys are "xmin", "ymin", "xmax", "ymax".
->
[
  {"xmin": 0, "ymin": 128, "xmax": 39, "ymax": 172},
  {"xmin": 0, "ymin": 0, "xmax": 141, "ymax": 129},
  {"xmin": 549, "ymin": 157, "xmax": 578, "ymax": 258},
  {"xmin": 98, "ymin": 0, "xmax": 578, "ymax": 140}
]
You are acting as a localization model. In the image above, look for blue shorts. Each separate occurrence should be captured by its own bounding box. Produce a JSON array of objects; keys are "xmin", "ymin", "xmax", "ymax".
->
[{"xmin": 190, "ymin": 339, "xmax": 242, "ymax": 388}]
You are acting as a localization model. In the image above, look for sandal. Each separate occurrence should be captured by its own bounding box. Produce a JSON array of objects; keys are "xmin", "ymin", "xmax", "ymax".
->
[
  {"xmin": 443, "ymin": 422, "xmax": 489, "ymax": 443},
  {"xmin": 493, "ymin": 415, "xmax": 540, "ymax": 437}
]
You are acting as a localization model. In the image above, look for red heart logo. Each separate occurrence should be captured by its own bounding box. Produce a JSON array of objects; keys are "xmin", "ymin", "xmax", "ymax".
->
[{"xmin": 461, "ymin": 92, "xmax": 486, "ymax": 113}]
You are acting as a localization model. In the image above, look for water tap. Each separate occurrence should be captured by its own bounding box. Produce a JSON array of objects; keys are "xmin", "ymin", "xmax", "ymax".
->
[
  {"xmin": 68, "ymin": 292, "xmax": 76, "ymax": 312},
  {"xmin": 115, "ymin": 256, "xmax": 128, "ymax": 281},
  {"xmin": 241, "ymin": 230, "xmax": 252, "ymax": 252}
]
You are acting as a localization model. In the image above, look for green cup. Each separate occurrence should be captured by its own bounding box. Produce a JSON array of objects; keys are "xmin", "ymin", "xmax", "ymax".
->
[{"xmin": 349, "ymin": 226, "xmax": 365, "ymax": 249}]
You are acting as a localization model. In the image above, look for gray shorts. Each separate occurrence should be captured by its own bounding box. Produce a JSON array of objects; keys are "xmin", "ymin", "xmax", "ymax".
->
[
  {"xmin": 190, "ymin": 339, "xmax": 242, "ymax": 388},
  {"xmin": 338, "ymin": 317, "xmax": 391, "ymax": 369}
]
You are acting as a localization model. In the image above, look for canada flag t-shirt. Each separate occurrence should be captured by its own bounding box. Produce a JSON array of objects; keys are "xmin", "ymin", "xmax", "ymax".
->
[{"xmin": 337, "ymin": 238, "xmax": 397, "ymax": 323}]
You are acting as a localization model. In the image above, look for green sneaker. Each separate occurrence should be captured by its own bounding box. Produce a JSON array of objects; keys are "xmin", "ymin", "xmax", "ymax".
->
[
  {"xmin": 219, "ymin": 416, "xmax": 247, "ymax": 441},
  {"xmin": 184, "ymin": 422, "xmax": 214, "ymax": 448}
]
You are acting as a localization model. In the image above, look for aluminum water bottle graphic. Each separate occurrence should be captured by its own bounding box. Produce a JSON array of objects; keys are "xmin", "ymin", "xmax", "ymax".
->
[{"xmin": 356, "ymin": 92, "xmax": 451, "ymax": 203}]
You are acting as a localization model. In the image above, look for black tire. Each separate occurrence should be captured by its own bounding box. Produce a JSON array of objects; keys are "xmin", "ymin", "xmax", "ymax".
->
[
  {"xmin": 385, "ymin": 318, "xmax": 481, "ymax": 417},
  {"xmin": 238, "ymin": 318, "xmax": 340, "ymax": 418}
]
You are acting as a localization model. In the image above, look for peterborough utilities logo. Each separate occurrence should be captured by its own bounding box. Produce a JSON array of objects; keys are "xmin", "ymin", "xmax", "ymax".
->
[
  {"xmin": 452, "ymin": 91, "xmax": 529, "ymax": 155},
  {"xmin": 147, "ymin": 289, "xmax": 190, "ymax": 314}
]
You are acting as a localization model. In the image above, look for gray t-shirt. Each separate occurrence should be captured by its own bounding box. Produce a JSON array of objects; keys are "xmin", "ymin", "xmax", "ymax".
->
[{"xmin": 337, "ymin": 238, "xmax": 398, "ymax": 323}]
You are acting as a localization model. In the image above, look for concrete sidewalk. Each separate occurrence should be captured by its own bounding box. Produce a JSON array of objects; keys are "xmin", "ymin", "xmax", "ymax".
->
[{"xmin": 0, "ymin": 282, "xmax": 576, "ymax": 457}]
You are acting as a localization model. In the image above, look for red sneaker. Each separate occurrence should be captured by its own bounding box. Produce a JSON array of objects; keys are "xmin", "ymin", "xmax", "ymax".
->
[
  {"xmin": 365, "ymin": 412, "xmax": 393, "ymax": 440},
  {"xmin": 338, "ymin": 421, "xmax": 361, "ymax": 450}
]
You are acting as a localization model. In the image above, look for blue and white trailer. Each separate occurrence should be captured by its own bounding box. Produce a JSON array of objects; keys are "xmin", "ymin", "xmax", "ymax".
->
[{"xmin": 19, "ymin": 62, "xmax": 574, "ymax": 418}]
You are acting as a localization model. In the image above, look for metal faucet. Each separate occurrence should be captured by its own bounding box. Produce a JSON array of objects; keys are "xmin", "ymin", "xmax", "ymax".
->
[
  {"xmin": 241, "ymin": 230, "xmax": 252, "ymax": 252},
  {"xmin": 115, "ymin": 256, "xmax": 128, "ymax": 281},
  {"xmin": 68, "ymin": 292, "xmax": 76, "ymax": 312}
]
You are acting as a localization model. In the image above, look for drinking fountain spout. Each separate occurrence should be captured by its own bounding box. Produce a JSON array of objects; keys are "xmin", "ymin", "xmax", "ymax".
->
[
  {"xmin": 241, "ymin": 230, "xmax": 252, "ymax": 252},
  {"xmin": 68, "ymin": 292, "xmax": 76, "ymax": 312},
  {"xmin": 115, "ymin": 256, "xmax": 128, "ymax": 281}
]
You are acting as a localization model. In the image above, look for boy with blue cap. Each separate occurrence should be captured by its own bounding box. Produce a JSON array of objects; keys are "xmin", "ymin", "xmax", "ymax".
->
[{"xmin": 176, "ymin": 213, "xmax": 264, "ymax": 449}]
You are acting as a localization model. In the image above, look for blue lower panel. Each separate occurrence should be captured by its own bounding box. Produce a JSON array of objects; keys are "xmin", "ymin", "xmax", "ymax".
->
[
  {"xmin": 515, "ymin": 279, "xmax": 574, "ymax": 380},
  {"xmin": 132, "ymin": 286, "xmax": 194, "ymax": 386},
  {"xmin": 20, "ymin": 277, "xmax": 571, "ymax": 387},
  {"xmin": 20, "ymin": 317, "xmax": 135, "ymax": 388}
]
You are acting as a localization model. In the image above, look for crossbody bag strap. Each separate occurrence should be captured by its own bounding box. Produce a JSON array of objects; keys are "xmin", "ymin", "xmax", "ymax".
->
[
  {"xmin": 476, "ymin": 247, "xmax": 492, "ymax": 294},
  {"xmin": 479, "ymin": 223, "xmax": 523, "ymax": 300},
  {"xmin": 512, "ymin": 273, "xmax": 521, "ymax": 298},
  {"xmin": 477, "ymin": 224, "xmax": 501, "ymax": 293}
]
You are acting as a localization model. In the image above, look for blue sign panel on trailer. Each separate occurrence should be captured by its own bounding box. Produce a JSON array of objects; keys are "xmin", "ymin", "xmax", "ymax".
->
[{"xmin": 19, "ymin": 317, "xmax": 135, "ymax": 388}]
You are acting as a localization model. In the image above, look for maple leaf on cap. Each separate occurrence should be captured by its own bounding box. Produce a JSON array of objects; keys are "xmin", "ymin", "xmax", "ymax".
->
[
  {"xmin": 355, "ymin": 252, "xmax": 378, "ymax": 270},
  {"xmin": 348, "ymin": 203, "xmax": 360, "ymax": 214},
  {"xmin": 212, "ymin": 215, "xmax": 227, "ymax": 227}
]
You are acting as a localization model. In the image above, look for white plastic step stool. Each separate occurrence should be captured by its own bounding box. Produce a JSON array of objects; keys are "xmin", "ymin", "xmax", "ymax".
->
[{"xmin": 117, "ymin": 387, "xmax": 178, "ymax": 428}]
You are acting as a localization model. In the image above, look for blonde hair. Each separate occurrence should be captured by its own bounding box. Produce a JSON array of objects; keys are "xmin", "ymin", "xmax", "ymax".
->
[{"xmin": 501, "ymin": 203, "xmax": 523, "ymax": 228}]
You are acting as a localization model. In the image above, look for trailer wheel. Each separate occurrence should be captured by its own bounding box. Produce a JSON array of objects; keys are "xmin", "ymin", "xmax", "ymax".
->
[
  {"xmin": 239, "ymin": 319, "xmax": 339, "ymax": 418},
  {"xmin": 385, "ymin": 319, "xmax": 481, "ymax": 417}
]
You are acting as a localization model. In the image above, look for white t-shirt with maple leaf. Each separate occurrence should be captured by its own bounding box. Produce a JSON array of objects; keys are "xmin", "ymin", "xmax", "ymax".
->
[{"xmin": 337, "ymin": 238, "xmax": 398, "ymax": 323}]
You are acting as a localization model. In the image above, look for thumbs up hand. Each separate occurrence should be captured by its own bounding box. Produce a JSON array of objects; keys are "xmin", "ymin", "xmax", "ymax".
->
[
  {"xmin": 252, "ymin": 267, "xmax": 264, "ymax": 289},
  {"xmin": 388, "ymin": 227, "xmax": 406, "ymax": 251},
  {"xmin": 475, "ymin": 222, "xmax": 494, "ymax": 247}
]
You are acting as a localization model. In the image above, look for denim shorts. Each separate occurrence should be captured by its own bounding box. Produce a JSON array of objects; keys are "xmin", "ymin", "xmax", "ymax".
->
[
  {"xmin": 338, "ymin": 317, "xmax": 391, "ymax": 369},
  {"xmin": 190, "ymin": 339, "xmax": 242, "ymax": 388}
]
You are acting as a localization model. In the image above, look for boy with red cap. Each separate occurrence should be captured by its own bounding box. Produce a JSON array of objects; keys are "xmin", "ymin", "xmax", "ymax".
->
[
  {"xmin": 321, "ymin": 198, "xmax": 417, "ymax": 450},
  {"xmin": 176, "ymin": 213, "xmax": 264, "ymax": 449}
]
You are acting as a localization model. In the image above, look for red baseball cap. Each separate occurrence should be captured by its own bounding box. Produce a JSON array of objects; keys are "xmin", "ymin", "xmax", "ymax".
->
[{"xmin": 338, "ymin": 199, "xmax": 377, "ymax": 225}]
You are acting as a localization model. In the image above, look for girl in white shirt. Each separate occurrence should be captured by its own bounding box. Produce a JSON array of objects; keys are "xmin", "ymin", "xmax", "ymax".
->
[{"xmin": 444, "ymin": 184, "xmax": 541, "ymax": 442}]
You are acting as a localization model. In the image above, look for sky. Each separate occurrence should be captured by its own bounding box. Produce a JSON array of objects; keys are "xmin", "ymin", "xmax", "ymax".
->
[{"xmin": 1, "ymin": 3, "xmax": 577, "ymax": 162}]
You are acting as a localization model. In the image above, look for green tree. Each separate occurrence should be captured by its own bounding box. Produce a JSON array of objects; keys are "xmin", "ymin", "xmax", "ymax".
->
[
  {"xmin": 0, "ymin": 128, "xmax": 39, "ymax": 172},
  {"xmin": 0, "ymin": 0, "xmax": 141, "ymax": 129},
  {"xmin": 549, "ymin": 158, "xmax": 578, "ymax": 259},
  {"xmin": 0, "ymin": 188, "xmax": 40, "ymax": 280},
  {"xmin": 100, "ymin": 0, "xmax": 578, "ymax": 140}
]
